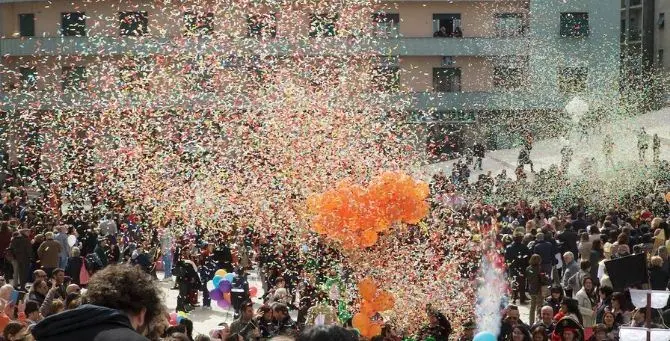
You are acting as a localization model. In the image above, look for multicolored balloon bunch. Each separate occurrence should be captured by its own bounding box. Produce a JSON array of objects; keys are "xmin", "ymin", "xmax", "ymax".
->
[
  {"xmin": 307, "ymin": 171, "xmax": 430, "ymax": 248},
  {"xmin": 352, "ymin": 278, "xmax": 395, "ymax": 339},
  {"xmin": 204, "ymin": 269, "xmax": 258, "ymax": 309},
  {"xmin": 169, "ymin": 311, "xmax": 189, "ymax": 326}
]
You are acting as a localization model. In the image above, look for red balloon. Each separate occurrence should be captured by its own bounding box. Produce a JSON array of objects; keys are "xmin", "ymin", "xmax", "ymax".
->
[{"xmin": 249, "ymin": 286, "xmax": 258, "ymax": 298}]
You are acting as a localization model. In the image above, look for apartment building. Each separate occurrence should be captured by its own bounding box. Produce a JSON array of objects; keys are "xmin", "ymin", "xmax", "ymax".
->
[{"xmin": 0, "ymin": 0, "xmax": 620, "ymax": 165}]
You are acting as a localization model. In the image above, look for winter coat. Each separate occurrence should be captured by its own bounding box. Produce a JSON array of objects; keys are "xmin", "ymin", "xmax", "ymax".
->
[
  {"xmin": 575, "ymin": 287, "xmax": 597, "ymax": 327},
  {"xmin": 38, "ymin": 239, "xmax": 62, "ymax": 268},
  {"xmin": 648, "ymin": 265, "xmax": 669, "ymax": 290},
  {"xmin": 561, "ymin": 260, "xmax": 580, "ymax": 293},
  {"xmin": 557, "ymin": 230, "xmax": 578, "ymax": 256},
  {"xmin": 9, "ymin": 234, "xmax": 32, "ymax": 263},
  {"xmin": 31, "ymin": 304, "xmax": 149, "ymax": 341},
  {"xmin": 525, "ymin": 265, "xmax": 544, "ymax": 295},
  {"xmin": 532, "ymin": 240, "xmax": 555, "ymax": 265},
  {"xmin": 65, "ymin": 256, "xmax": 84, "ymax": 285},
  {"xmin": 505, "ymin": 242, "xmax": 531, "ymax": 277}
]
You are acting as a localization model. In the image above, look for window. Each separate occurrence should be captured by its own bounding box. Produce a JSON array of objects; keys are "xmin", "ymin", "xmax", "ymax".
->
[
  {"xmin": 493, "ymin": 57, "xmax": 528, "ymax": 90},
  {"xmin": 247, "ymin": 13, "xmax": 277, "ymax": 38},
  {"xmin": 61, "ymin": 12, "xmax": 86, "ymax": 36},
  {"xmin": 185, "ymin": 55, "xmax": 215, "ymax": 91},
  {"xmin": 119, "ymin": 11, "xmax": 148, "ymax": 36},
  {"xmin": 309, "ymin": 13, "xmax": 338, "ymax": 37},
  {"xmin": 659, "ymin": 13, "xmax": 665, "ymax": 29},
  {"xmin": 659, "ymin": 49, "xmax": 664, "ymax": 66},
  {"xmin": 19, "ymin": 67, "xmax": 37, "ymax": 91},
  {"xmin": 560, "ymin": 12, "xmax": 589, "ymax": 37},
  {"xmin": 433, "ymin": 67, "xmax": 461, "ymax": 92},
  {"xmin": 495, "ymin": 13, "xmax": 525, "ymax": 37},
  {"xmin": 18, "ymin": 14, "xmax": 35, "ymax": 37},
  {"xmin": 119, "ymin": 60, "xmax": 151, "ymax": 91},
  {"xmin": 61, "ymin": 66, "xmax": 87, "ymax": 91},
  {"xmin": 184, "ymin": 12, "xmax": 213, "ymax": 36},
  {"xmin": 558, "ymin": 67, "xmax": 588, "ymax": 94},
  {"xmin": 373, "ymin": 13, "xmax": 400, "ymax": 38},
  {"xmin": 433, "ymin": 14, "xmax": 461, "ymax": 37},
  {"xmin": 372, "ymin": 61, "xmax": 399, "ymax": 92}
]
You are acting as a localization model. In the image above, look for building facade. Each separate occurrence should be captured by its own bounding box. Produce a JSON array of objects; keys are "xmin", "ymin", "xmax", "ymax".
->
[{"xmin": 0, "ymin": 0, "xmax": 620, "ymax": 164}]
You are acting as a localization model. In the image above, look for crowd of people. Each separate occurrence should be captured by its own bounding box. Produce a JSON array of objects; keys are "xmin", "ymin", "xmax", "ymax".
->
[{"xmin": 0, "ymin": 130, "xmax": 669, "ymax": 341}]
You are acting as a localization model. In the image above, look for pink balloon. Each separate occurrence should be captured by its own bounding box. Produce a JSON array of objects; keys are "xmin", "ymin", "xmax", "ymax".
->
[{"xmin": 249, "ymin": 286, "xmax": 258, "ymax": 298}]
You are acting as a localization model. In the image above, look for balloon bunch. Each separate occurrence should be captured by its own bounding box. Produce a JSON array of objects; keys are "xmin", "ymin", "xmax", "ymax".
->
[
  {"xmin": 352, "ymin": 278, "xmax": 395, "ymax": 339},
  {"xmin": 206, "ymin": 269, "xmax": 235, "ymax": 309},
  {"xmin": 205, "ymin": 269, "xmax": 259, "ymax": 309},
  {"xmin": 169, "ymin": 311, "xmax": 189, "ymax": 326},
  {"xmin": 307, "ymin": 171, "xmax": 430, "ymax": 248}
]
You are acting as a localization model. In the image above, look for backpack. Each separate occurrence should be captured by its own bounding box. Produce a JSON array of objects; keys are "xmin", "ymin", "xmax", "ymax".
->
[{"xmin": 85, "ymin": 253, "xmax": 102, "ymax": 272}]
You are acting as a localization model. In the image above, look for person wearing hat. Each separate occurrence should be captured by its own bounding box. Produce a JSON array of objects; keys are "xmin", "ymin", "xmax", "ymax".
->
[
  {"xmin": 38, "ymin": 232, "xmax": 62, "ymax": 279},
  {"xmin": 550, "ymin": 316, "xmax": 583, "ymax": 341},
  {"xmin": 457, "ymin": 321, "xmax": 476, "ymax": 341}
]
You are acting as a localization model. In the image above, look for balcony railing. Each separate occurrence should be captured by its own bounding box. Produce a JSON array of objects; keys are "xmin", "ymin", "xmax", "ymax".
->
[
  {"xmin": 0, "ymin": 36, "xmax": 530, "ymax": 57},
  {"xmin": 0, "ymin": 90, "xmax": 564, "ymax": 112}
]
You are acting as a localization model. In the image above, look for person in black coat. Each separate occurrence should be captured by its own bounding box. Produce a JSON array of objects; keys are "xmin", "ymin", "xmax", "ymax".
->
[
  {"xmin": 64, "ymin": 247, "xmax": 84, "ymax": 286},
  {"xmin": 31, "ymin": 264, "xmax": 163, "ymax": 341},
  {"xmin": 557, "ymin": 223, "xmax": 579, "ymax": 258},
  {"xmin": 472, "ymin": 142, "xmax": 485, "ymax": 170},
  {"xmin": 505, "ymin": 233, "xmax": 531, "ymax": 304},
  {"xmin": 532, "ymin": 233, "xmax": 555, "ymax": 278},
  {"xmin": 418, "ymin": 309, "xmax": 452, "ymax": 341},
  {"xmin": 648, "ymin": 256, "xmax": 669, "ymax": 290}
]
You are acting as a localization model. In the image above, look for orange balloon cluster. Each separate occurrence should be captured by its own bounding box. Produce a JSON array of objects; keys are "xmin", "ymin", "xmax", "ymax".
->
[
  {"xmin": 352, "ymin": 278, "xmax": 395, "ymax": 338},
  {"xmin": 307, "ymin": 171, "xmax": 430, "ymax": 248}
]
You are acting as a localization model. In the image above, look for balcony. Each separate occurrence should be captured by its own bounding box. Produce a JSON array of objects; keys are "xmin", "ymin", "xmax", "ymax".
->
[
  {"xmin": 0, "ymin": 90, "xmax": 564, "ymax": 112},
  {"xmin": 0, "ymin": 36, "xmax": 529, "ymax": 57}
]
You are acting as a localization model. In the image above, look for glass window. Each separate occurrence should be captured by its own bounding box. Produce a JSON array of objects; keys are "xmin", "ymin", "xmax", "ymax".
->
[
  {"xmin": 373, "ymin": 13, "xmax": 400, "ymax": 38},
  {"xmin": 19, "ymin": 67, "xmax": 37, "ymax": 91},
  {"xmin": 493, "ymin": 56, "xmax": 528, "ymax": 89},
  {"xmin": 183, "ymin": 12, "xmax": 214, "ymax": 36},
  {"xmin": 495, "ymin": 13, "xmax": 525, "ymax": 37},
  {"xmin": 18, "ymin": 13, "xmax": 35, "ymax": 37},
  {"xmin": 558, "ymin": 67, "xmax": 588, "ymax": 93},
  {"xmin": 61, "ymin": 12, "xmax": 86, "ymax": 36},
  {"xmin": 61, "ymin": 66, "xmax": 87, "ymax": 91},
  {"xmin": 119, "ymin": 60, "xmax": 151, "ymax": 91},
  {"xmin": 432, "ymin": 14, "xmax": 461, "ymax": 37},
  {"xmin": 119, "ymin": 11, "xmax": 148, "ymax": 36},
  {"xmin": 309, "ymin": 13, "xmax": 338, "ymax": 37},
  {"xmin": 560, "ymin": 12, "xmax": 589, "ymax": 37},
  {"xmin": 433, "ymin": 67, "xmax": 461, "ymax": 92},
  {"xmin": 247, "ymin": 13, "xmax": 277, "ymax": 38},
  {"xmin": 659, "ymin": 13, "xmax": 665, "ymax": 29}
]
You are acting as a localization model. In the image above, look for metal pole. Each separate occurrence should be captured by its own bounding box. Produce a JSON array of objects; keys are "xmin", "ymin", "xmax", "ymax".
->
[{"xmin": 646, "ymin": 292, "xmax": 651, "ymax": 341}]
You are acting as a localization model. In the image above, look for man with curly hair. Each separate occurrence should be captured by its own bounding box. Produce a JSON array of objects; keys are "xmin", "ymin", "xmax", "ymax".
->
[{"xmin": 31, "ymin": 264, "xmax": 163, "ymax": 341}]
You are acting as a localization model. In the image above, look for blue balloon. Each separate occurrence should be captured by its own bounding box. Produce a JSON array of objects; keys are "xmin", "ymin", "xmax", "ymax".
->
[
  {"xmin": 223, "ymin": 273, "xmax": 235, "ymax": 283},
  {"xmin": 212, "ymin": 275, "xmax": 223, "ymax": 288},
  {"xmin": 473, "ymin": 331, "xmax": 496, "ymax": 341},
  {"xmin": 176, "ymin": 315, "xmax": 183, "ymax": 324}
]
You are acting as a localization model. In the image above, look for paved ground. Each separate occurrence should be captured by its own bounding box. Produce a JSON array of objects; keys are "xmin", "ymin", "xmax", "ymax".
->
[{"xmin": 424, "ymin": 107, "xmax": 670, "ymax": 181}]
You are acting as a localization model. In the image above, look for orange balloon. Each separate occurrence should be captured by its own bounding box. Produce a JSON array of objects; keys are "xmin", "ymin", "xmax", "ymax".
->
[
  {"xmin": 373, "ymin": 290, "xmax": 395, "ymax": 312},
  {"xmin": 366, "ymin": 322, "xmax": 383, "ymax": 338},
  {"xmin": 358, "ymin": 278, "xmax": 377, "ymax": 301},
  {"xmin": 352, "ymin": 312, "xmax": 371, "ymax": 335},
  {"xmin": 666, "ymin": 192, "xmax": 670, "ymax": 202},
  {"xmin": 360, "ymin": 299, "xmax": 376, "ymax": 317}
]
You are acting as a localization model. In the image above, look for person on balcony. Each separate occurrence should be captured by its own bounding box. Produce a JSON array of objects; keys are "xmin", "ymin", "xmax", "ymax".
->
[{"xmin": 434, "ymin": 26, "xmax": 449, "ymax": 37}]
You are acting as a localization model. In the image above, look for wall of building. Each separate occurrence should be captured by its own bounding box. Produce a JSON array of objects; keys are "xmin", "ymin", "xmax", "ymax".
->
[
  {"xmin": 655, "ymin": 0, "xmax": 670, "ymax": 69},
  {"xmin": 388, "ymin": 0, "xmax": 529, "ymax": 38},
  {"xmin": 400, "ymin": 56, "xmax": 493, "ymax": 92}
]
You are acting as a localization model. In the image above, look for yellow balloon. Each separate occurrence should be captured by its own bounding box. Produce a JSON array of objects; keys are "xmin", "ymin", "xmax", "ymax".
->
[{"xmin": 215, "ymin": 269, "xmax": 227, "ymax": 277}]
